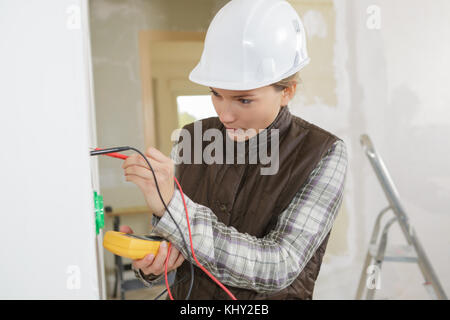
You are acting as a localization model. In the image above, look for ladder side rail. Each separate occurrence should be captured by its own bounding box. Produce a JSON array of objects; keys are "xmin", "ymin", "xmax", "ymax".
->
[
  {"xmin": 355, "ymin": 206, "xmax": 393, "ymax": 299},
  {"xmin": 360, "ymin": 135, "xmax": 413, "ymax": 244},
  {"xmin": 360, "ymin": 134, "xmax": 448, "ymax": 300}
]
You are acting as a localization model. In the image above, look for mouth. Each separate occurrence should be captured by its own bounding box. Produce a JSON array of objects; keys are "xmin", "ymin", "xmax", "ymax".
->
[{"xmin": 224, "ymin": 125, "xmax": 245, "ymax": 131}]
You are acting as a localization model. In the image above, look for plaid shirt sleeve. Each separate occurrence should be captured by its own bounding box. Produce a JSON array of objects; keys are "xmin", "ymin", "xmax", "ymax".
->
[{"xmin": 135, "ymin": 139, "xmax": 348, "ymax": 293}]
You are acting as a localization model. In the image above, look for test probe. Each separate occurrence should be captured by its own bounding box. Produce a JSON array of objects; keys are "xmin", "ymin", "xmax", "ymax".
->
[{"xmin": 90, "ymin": 146, "xmax": 237, "ymax": 300}]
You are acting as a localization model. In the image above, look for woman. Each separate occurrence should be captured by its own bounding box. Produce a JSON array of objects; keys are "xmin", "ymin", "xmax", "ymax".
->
[{"xmin": 121, "ymin": 0, "xmax": 347, "ymax": 300}]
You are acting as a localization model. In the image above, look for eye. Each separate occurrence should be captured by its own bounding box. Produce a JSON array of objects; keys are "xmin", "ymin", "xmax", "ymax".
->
[
  {"xmin": 209, "ymin": 89, "xmax": 220, "ymax": 97},
  {"xmin": 239, "ymin": 99, "xmax": 252, "ymax": 105},
  {"xmin": 209, "ymin": 90, "xmax": 252, "ymax": 104}
]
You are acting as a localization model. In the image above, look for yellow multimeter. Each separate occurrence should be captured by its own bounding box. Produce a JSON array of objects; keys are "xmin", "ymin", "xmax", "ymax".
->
[{"xmin": 103, "ymin": 231, "xmax": 168, "ymax": 260}]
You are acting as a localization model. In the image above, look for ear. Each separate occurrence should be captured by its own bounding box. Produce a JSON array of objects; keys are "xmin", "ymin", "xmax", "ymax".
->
[{"xmin": 280, "ymin": 83, "xmax": 297, "ymax": 106}]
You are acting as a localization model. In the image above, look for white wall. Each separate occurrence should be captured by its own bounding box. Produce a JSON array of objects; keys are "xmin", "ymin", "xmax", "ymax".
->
[
  {"xmin": 300, "ymin": 0, "xmax": 450, "ymax": 299},
  {"xmin": 0, "ymin": 0, "xmax": 104, "ymax": 299}
]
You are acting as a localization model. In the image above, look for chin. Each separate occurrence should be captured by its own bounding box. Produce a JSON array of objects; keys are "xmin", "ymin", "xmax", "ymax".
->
[{"xmin": 226, "ymin": 130, "xmax": 254, "ymax": 142}]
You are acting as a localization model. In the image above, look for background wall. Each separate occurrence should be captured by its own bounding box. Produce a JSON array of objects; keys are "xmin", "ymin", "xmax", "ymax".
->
[
  {"xmin": 89, "ymin": 0, "xmax": 229, "ymax": 296},
  {"xmin": 310, "ymin": 0, "xmax": 450, "ymax": 299},
  {"xmin": 89, "ymin": 0, "xmax": 450, "ymax": 299}
]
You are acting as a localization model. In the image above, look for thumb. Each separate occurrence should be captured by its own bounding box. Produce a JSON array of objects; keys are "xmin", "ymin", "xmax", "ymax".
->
[{"xmin": 119, "ymin": 225, "xmax": 134, "ymax": 234}]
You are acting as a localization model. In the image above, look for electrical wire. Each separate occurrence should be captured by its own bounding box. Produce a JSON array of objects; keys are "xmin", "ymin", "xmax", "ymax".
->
[
  {"xmin": 92, "ymin": 146, "xmax": 237, "ymax": 300},
  {"xmin": 126, "ymin": 147, "xmax": 195, "ymax": 300},
  {"xmin": 153, "ymin": 274, "xmax": 188, "ymax": 300},
  {"xmin": 132, "ymin": 147, "xmax": 236, "ymax": 300},
  {"xmin": 165, "ymin": 243, "xmax": 175, "ymax": 300},
  {"xmin": 173, "ymin": 177, "xmax": 237, "ymax": 300},
  {"xmin": 163, "ymin": 177, "xmax": 237, "ymax": 300},
  {"xmin": 90, "ymin": 146, "xmax": 194, "ymax": 300}
]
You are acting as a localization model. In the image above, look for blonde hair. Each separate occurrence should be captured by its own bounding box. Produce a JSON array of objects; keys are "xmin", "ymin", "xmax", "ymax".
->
[
  {"xmin": 270, "ymin": 72, "xmax": 302, "ymax": 106},
  {"xmin": 271, "ymin": 71, "xmax": 302, "ymax": 92}
]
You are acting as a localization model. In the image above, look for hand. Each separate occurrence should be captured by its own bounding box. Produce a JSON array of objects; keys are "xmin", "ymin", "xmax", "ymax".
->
[
  {"xmin": 119, "ymin": 225, "xmax": 185, "ymax": 277},
  {"xmin": 122, "ymin": 147, "xmax": 175, "ymax": 217}
]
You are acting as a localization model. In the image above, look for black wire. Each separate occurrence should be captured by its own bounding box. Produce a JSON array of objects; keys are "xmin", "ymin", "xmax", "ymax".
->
[
  {"xmin": 127, "ymin": 147, "xmax": 194, "ymax": 300},
  {"xmin": 153, "ymin": 274, "xmax": 188, "ymax": 300}
]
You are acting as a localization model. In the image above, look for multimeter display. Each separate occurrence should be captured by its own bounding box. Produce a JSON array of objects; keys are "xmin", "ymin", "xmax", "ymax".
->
[
  {"xmin": 124, "ymin": 234, "xmax": 165, "ymax": 241},
  {"xmin": 103, "ymin": 231, "xmax": 168, "ymax": 260}
]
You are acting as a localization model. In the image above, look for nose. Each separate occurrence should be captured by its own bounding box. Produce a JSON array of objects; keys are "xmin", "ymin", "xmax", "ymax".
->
[{"xmin": 215, "ymin": 103, "xmax": 236, "ymax": 125}]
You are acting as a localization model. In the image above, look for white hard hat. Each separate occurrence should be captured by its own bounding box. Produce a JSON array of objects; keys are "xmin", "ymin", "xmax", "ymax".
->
[{"xmin": 189, "ymin": 0, "xmax": 310, "ymax": 91}]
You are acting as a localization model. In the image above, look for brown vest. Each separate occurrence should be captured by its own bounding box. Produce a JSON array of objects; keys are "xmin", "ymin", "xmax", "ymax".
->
[{"xmin": 171, "ymin": 106, "xmax": 339, "ymax": 300}]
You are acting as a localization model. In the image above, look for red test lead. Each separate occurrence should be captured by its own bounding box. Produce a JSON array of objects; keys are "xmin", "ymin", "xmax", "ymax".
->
[{"xmin": 92, "ymin": 147, "xmax": 237, "ymax": 300}]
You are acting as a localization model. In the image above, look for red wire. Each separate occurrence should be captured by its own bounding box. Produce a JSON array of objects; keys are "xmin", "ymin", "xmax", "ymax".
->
[
  {"xmin": 173, "ymin": 177, "xmax": 237, "ymax": 300},
  {"xmin": 94, "ymin": 148, "xmax": 128, "ymax": 160},
  {"xmin": 164, "ymin": 243, "xmax": 174, "ymax": 300},
  {"xmin": 100, "ymin": 149, "xmax": 236, "ymax": 300}
]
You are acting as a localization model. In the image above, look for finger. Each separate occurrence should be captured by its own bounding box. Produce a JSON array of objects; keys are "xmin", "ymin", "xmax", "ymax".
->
[
  {"xmin": 124, "ymin": 172, "xmax": 166, "ymax": 193},
  {"xmin": 132, "ymin": 253, "xmax": 155, "ymax": 271},
  {"xmin": 125, "ymin": 169, "xmax": 170, "ymax": 190},
  {"xmin": 121, "ymin": 153, "xmax": 159, "ymax": 172},
  {"xmin": 124, "ymin": 174, "xmax": 148, "ymax": 193},
  {"xmin": 147, "ymin": 241, "xmax": 168, "ymax": 275},
  {"xmin": 119, "ymin": 225, "xmax": 133, "ymax": 234},
  {"xmin": 122, "ymin": 154, "xmax": 163, "ymax": 172},
  {"xmin": 124, "ymin": 164, "xmax": 162, "ymax": 181},
  {"xmin": 133, "ymin": 253, "xmax": 155, "ymax": 270},
  {"xmin": 122, "ymin": 154, "xmax": 146, "ymax": 169},
  {"xmin": 172, "ymin": 252, "xmax": 185, "ymax": 270},
  {"xmin": 167, "ymin": 252, "xmax": 185, "ymax": 273},
  {"xmin": 146, "ymin": 146, "xmax": 171, "ymax": 164}
]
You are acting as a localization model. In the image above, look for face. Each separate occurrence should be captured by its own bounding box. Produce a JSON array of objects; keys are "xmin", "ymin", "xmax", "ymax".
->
[{"xmin": 210, "ymin": 84, "xmax": 296, "ymax": 141}]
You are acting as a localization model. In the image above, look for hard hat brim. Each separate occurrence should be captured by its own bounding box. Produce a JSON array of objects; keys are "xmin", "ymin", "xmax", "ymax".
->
[{"xmin": 189, "ymin": 58, "xmax": 310, "ymax": 91}]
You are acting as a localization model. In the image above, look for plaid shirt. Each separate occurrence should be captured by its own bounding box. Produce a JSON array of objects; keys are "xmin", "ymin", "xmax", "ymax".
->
[{"xmin": 134, "ymin": 139, "xmax": 348, "ymax": 293}]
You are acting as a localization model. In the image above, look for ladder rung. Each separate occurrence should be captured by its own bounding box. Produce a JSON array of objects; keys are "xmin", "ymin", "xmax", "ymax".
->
[
  {"xmin": 369, "ymin": 244, "xmax": 417, "ymax": 261},
  {"xmin": 383, "ymin": 256, "xmax": 418, "ymax": 263}
]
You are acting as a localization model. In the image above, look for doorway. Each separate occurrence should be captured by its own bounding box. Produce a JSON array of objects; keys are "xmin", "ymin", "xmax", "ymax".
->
[{"xmin": 139, "ymin": 31, "xmax": 211, "ymax": 156}]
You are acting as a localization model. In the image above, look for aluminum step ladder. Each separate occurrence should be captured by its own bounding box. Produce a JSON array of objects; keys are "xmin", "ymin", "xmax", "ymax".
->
[{"xmin": 355, "ymin": 134, "xmax": 447, "ymax": 300}]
